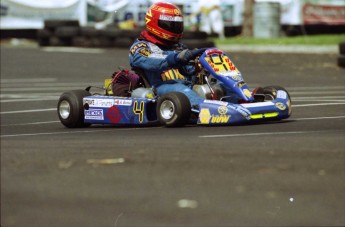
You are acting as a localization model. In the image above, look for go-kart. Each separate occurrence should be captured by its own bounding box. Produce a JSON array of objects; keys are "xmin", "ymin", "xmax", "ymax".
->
[{"xmin": 57, "ymin": 48, "xmax": 291, "ymax": 128}]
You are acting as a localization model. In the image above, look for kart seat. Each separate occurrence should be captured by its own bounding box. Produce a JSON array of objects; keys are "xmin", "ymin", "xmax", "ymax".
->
[{"xmin": 132, "ymin": 68, "xmax": 151, "ymax": 88}]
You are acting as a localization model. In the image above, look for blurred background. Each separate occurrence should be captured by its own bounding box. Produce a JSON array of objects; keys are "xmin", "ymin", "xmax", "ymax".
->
[{"xmin": 1, "ymin": 0, "xmax": 344, "ymax": 41}]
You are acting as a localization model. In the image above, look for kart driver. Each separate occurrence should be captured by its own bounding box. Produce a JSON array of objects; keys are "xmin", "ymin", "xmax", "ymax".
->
[{"xmin": 129, "ymin": 2, "xmax": 206, "ymax": 108}]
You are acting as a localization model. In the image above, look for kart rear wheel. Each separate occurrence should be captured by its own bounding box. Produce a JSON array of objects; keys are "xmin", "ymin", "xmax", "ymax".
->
[
  {"xmin": 57, "ymin": 90, "xmax": 91, "ymax": 128},
  {"xmin": 157, "ymin": 92, "xmax": 191, "ymax": 127},
  {"xmin": 263, "ymin": 86, "xmax": 292, "ymax": 116}
]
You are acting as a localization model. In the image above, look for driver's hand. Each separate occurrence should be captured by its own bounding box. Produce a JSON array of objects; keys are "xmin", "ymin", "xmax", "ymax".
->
[
  {"xmin": 191, "ymin": 48, "xmax": 207, "ymax": 58},
  {"xmin": 176, "ymin": 49, "xmax": 193, "ymax": 64},
  {"xmin": 176, "ymin": 48, "xmax": 207, "ymax": 64}
]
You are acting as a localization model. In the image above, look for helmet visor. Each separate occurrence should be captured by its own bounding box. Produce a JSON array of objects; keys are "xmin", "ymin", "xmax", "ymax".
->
[{"xmin": 158, "ymin": 16, "xmax": 184, "ymax": 34}]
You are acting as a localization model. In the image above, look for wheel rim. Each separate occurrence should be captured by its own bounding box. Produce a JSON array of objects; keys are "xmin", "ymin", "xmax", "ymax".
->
[
  {"xmin": 160, "ymin": 100, "xmax": 175, "ymax": 120},
  {"xmin": 59, "ymin": 100, "xmax": 71, "ymax": 119}
]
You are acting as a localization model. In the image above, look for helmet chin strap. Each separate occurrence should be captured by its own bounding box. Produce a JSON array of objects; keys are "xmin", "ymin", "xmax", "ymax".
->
[{"xmin": 139, "ymin": 30, "xmax": 177, "ymax": 48}]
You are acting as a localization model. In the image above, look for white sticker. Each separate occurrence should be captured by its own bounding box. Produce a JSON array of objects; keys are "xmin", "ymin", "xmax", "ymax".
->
[
  {"xmin": 114, "ymin": 99, "xmax": 132, "ymax": 106},
  {"xmin": 277, "ymin": 90, "xmax": 287, "ymax": 99},
  {"xmin": 241, "ymin": 101, "xmax": 274, "ymax": 108},
  {"xmin": 85, "ymin": 109, "xmax": 104, "ymax": 120}
]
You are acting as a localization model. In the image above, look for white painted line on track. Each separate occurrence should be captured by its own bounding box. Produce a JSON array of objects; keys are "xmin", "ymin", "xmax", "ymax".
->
[
  {"xmin": 293, "ymin": 96, "xmax": 345, "ymax": 99},
  {"xmin": 1, "ymin": 87, "xmax": 87, "ymax": 92},
  {"xmin": 199, "ymin": 130, "xmax": 343, "ymax": 138},
  {"xmin": 1, "ymin": 121, "xmax": 60, "ymax": 127},
  {"xmin": 2, "ymin": 115, "xmax": 343, "ymax": 128},
  {"xmin": 293, "ymin": 103, "xmax": 345, "ymax": 107},
  {"xmin": 1, "ymin": 127, "xmax": 162, "ymax": 138},
  {"xmin": 1, "ymin": 98, "xmax": 58, "ymax": 103},
  {"xmin": 292, "ymin": 116, "xmax": 345, "ymax": 121},
  {"xmin": 41, "ymin": 47, "xmax": 105, "ymax": 54},
  {"xmin": 286, "ymin": 86, "xmax": 345, "ymax": 91},
  {"xmin": 0, "ymin": 78, "xmax": 57, "ymax": 83},
  {"xmin": 1, "ymin": 102, "xmax": 344, "ymax": 115},
  {"xmin": 289, "ymin": 91, "xmax": 345, "ymax": 95},
  {"xmin": 292, "ymin": 100, "xmax": 345, "ymax": 102},
  {"xmin": 0, "ymin": 108, "xmax": 56, "ymax": 114},
  {"xmin": 1, "ymin": 129, "xmax": 115, "ymax": 138},
  {"xmin": 2, "ymin": 117, "xmax": 343, "ymax": 138}
]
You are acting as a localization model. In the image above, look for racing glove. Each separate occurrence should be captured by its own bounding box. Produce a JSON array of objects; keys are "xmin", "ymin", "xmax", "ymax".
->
[{"xmin": 167, "ymin": 48, "xmax": 207, "ymax": 66}]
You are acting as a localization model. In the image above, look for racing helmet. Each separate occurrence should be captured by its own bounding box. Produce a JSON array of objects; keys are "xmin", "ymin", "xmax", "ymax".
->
[{"xmin": 145, "ymin": 2, "xmax": 184, "ymax": 43}]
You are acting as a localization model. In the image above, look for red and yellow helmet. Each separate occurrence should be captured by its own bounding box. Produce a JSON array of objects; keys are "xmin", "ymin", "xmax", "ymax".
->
[{"xmin": 145, "ymin": 2, "xmax": 184, "ymax": 43}]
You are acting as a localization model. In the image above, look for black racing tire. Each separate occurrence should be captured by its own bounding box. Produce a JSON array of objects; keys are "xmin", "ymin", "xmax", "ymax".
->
[
  {"xmin": 72, "ymin": 36, "xmax": 90, "ymax": 47},
  {"xmin": 123, "ymin": 29, "xmax": 141, "ymax": 39},
  {"xmin": 80, "ymin": 26, "xmax": 99, "ymax": 37},
  {"xmin": 49, "ymin": 36, "xmax": 64, "ymax": 46},
  {"xmin": 101, "ymin": 27, "xmax": 125, "ymax": 38},
  {"xmin": 114, "ymin": 37, "xmax": 133, "ymax": 48},
  {"xmin": 57, "ymin": 90, "xmax": 91, "ymax": 128},
  {"xmin": 337, "ymin": 55, "xmax": 345, "ymax": 68},
  {"xmin": 55, "ymin": 26, "xmax": 80, "ymax": 38},
  {"xmin": 156, "ymin": 92, "xmax": 191, "ymax": 127},
  {"xmin": 339, "ymin": 42, "xmax": 345, "ymax": 55},
  {"xmin": 44, "ymin": 20, "xmax": 80, "ymax": 31},
  {"xmin": 263, "ymin": 85, "xmax": 292, "ymax": 117},
  {"xmin": 37, "ymin": 29, "xmax": 52, "ymax": 46}
]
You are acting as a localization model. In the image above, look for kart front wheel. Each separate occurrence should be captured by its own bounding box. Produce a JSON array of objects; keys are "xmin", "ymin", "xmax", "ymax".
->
[
  {"xmin": 57, "ymin": 89, "xmax": 91, "ymax": 128},
  {"xmin": 157, "ymin": 92, "xmax": 191, "ymax": 127}
]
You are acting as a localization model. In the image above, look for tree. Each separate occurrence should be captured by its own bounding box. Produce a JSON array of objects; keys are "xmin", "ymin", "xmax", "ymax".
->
[{"xmin": 241, "ymin": 0, "xmax": 254, "ymax": 37}]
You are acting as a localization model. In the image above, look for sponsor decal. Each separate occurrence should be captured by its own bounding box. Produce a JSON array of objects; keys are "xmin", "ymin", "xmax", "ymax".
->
[
  {"xmin": 238, "ymin": 82, "xmax": 246, "ymax": 88},
  {"xmin": 85, "ymin": 109, "xmax": 104, "ymax": 120},
  {"xmin": 161, "ymin": 68, "xmax": 185, "ymax": 81},
  {"xmin": 199, "ymin": 108, "xmax": 211, "ymax": 124},
  {"xmin": 199, "ymin": 108, "xmax": 230, "ymax": 124},
  {"xmin": 243, "ymin": 89, "xmax": 252, "ymax": 98},
  {"xmin": 210, "ymin": 115, "xmax": 230, "ymax": 124},
  {"xmin": 205, "ymin": 48, "xmax": 223, "ymax": 56},
  {"xmin": 221, "ymin": 71, "xmax": 242, "ymax": 81},
  {"xmin": 138, "ymin": 48, "xmax": 151, "ymax": 57},
  {"xmin": 277, "ymin": 90, "xmax": 287, "ymax": 99},
  {"xmin": 114, "ymin": 99, "xmax": 132, "ymax": 106},
  {"xmin": 96, "ymin": 99, "xmax": 114, "ymax": 107},
  {"xmin": 130, "ymin": 42, "xmax": 148, "ymax": 55},
  {"xmin": 106, "ymin": 106, "xmax": 122, "ymax": 123},
  {"xmin": 218, "ymin": 106, "xmax": 228, "ymax": 115},
  {"xmin": 159, "ymin": 15, "xmax": 183, "ymax": 22},
  {"xmin": 84, "ymin": 98, "xmax": 95, "ymax": 106},
  {"xmin": 303, "ymin": 4, "xmax": 345, "ymax": 25},
  {"xmin": 151, "ymin": 5, "xmax": 182, "ymax": 16},
  {"xmin": 275, "ymin": 102, "xmax": 286, "ymax": 110},
  {"xmin": 230, "ymin": 74, "xmax": 242, "ymax": 81},
  {"xmin": 84, "ymin": 98, "xmax": 114, "ymax": 107},
  {"xmin": 228, "ymin": 104, "xmax": 251, "ymax": 120}
]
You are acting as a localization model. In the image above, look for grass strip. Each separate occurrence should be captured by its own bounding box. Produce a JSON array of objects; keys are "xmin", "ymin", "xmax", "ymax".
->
[{"xmin": 214, "ymin": 34, "xmax": 345, "ymax": 46}]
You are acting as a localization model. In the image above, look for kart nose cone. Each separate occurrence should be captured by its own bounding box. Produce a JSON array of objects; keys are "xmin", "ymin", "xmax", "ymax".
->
[{"xmin": 59, "ymin": 100, "xmax": 71, "ymax": 119}]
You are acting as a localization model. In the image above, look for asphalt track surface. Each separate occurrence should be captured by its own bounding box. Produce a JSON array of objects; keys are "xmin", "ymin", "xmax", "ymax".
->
[{"xmin": 1, "ymin": 46, "xmax": 345, "ymax": 227}]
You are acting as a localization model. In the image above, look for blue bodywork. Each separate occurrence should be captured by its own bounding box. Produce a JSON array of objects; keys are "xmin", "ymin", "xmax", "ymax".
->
[
  {"xmin": 83, "ymin": 96, "xmax": 158, "ymax": 125},
  {"xmin": 82, "ymin": 91, "xmax": 291, "ymax": 126},
  {"xmin": 82, "ymin": 48, "xmax": 291, "ymax": 126}
]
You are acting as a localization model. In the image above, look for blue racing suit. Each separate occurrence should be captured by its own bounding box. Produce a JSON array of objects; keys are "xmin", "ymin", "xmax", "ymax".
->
[{"xmin": 129, "ymin": 39, "xmax": 204, "ymax": 107}]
